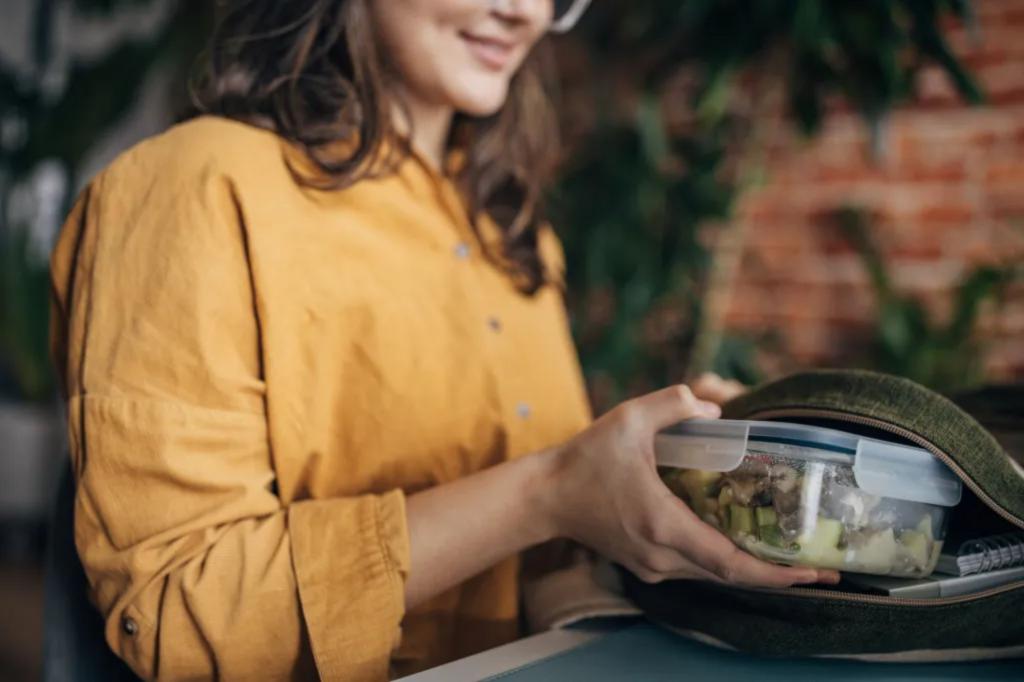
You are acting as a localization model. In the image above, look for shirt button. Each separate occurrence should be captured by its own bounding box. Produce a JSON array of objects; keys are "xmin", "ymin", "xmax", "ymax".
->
[
  {"xmin": 453, "ymin": 242, "xmax": 471, "ymax": 260},
  {"xmin": 487, "ymin": 316, "xmax": 502, "ymax": 333},
  {"xmin": 516, "ymin": 402, "xmax": 532, "ymax": 420},
  {"xmin": 122, "ymin": 616, "xmax": 138, "ymax": 636}
]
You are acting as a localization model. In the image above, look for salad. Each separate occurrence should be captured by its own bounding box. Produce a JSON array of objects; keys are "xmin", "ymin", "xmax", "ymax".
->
[{"xmin": 660, "ymin": 447, "xmax": 946, "ymax": 577}]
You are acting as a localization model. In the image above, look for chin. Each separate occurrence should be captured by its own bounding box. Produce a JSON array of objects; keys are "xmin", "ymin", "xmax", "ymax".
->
[{"xmin": 450, "ymin": 80, "xmax": 510, "ymax": 117}]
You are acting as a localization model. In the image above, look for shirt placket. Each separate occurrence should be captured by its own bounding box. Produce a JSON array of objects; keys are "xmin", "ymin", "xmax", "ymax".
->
[{"xmin": 433, "ymin": 178, "xmax": 533, "ymax": 459}]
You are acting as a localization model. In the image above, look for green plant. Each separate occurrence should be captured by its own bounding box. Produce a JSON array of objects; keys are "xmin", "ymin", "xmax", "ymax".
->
[
  {"xmin": 0, "ymin": 0, "xmax": 209, "ymax": 402},
  {"xmin": 0, "ymin": 222, "xmax": 52, "ymax": 401},
  {"xmin": 553, "ymin": 0, "xmax": 983, "ymax": 410},
  {"xmin": 835, "ymin": 207, "xmax": 1017, "ymax": 393},
  {"xmin": 1, "ymin": 1, "xmax": 984, "ymax": 407}
]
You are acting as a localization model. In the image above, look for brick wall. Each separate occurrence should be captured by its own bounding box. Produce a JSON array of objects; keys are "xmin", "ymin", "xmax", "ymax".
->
[{"xmin": 725, "ymin": 0, "xmax": 1024, "ymax": 383}]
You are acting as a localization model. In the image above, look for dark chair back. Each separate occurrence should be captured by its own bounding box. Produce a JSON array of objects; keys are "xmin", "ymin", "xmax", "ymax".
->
[{"xmin": 42, "ymin": 463, "xmax": 137, "ymax": 681}]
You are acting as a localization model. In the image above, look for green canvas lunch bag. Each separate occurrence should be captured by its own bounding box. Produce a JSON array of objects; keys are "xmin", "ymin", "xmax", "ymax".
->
[{"xmin": 624, "ymin": 369, "xmax": 1024, "ymax": 662}]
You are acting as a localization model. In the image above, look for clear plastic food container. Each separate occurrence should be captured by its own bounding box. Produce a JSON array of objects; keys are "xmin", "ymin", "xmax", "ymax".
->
[{"xmin": 656, "ymin": 419, "xmax": 963, "ymax": 578}]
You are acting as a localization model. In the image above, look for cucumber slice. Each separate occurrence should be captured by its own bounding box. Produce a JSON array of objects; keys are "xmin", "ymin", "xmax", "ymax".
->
[
  {"xmin": 758, "ymin": 524, "xmax": 785, "ymax": 548},
  {"xmin": 754, "ymin": 506, "xmax": 777, "ymax": 527},
  {"xmin": 798, "ymin": 517, "xmax": 844, "ymax": 556},
  {"xmin": 679, "ymin": 469, "xmax": 722, "ymax": 501},
  {"xmin": 793, "ymin": 518, "xmax": 846, "ymax": 568},
  {"xmin": 729, "ymin": 505, "xmax": 755, "ymax": 535},
  {"xmin": 739, "ymin": 536, "xmax": 799, "ymax": 563}
]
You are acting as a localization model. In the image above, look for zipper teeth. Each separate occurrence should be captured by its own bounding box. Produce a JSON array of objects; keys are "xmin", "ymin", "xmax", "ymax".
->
[
  {"xmin": 739, "ymin": 407, "xmax": 1024, "ymax": 607},
  {"xmin": 749, "ymin": 408, "xmax": 1024, "ymax": 530},
  {"xmin": 762, "ymin": 580, "xmax": 1024, "ymax": 606}
]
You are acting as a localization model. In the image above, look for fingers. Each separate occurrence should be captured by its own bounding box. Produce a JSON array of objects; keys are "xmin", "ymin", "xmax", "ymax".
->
[
  {"xmin": 625, "ymin": 384, "xmax": 720, "ymax": 433},
  {"xmin": 607, "ymin": 382, "xmax": 841, "ymax": 591},
  {"xmin": 714, "ymin": 547, "xmax": 824, "ymax": 588},
  {"xmin": 649, "ymin": 496, "xmax": 829, "ymax": 588},
  {"xmin": 628, "ymin": 548, "xmax": 838, "ymax": 587},
  {"xmin": 629, "ymin": 532, "xmax": 838, "ymax": 587},
  {"xmin": 691, "ymin": 372, "xmax": 747, "ymax": 405},
  {"xmin": 629, "ymin": 545, "xmax": 723, "ymax": 584},
  {"xmin": 685, "ymin": 534, "xmax": 821, "ymax": 588},
  {"xmin": 816, "ymin": 569, "xmax": 842, "ymax": 585}
]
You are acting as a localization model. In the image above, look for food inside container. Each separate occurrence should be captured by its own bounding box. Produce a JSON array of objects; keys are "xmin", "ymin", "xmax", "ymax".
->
[{"xmin": 655, "ymin": 420, "xmax": 963, "ymax": 577}]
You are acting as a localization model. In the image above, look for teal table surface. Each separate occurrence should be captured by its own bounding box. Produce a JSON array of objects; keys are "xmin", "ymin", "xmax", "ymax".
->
[{"xmin": 488, "ymin": 622, "xmax": 1024, "ymax": 681}]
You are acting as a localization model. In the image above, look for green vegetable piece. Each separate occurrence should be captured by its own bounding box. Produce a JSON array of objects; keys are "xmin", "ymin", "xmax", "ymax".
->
[
  {"xmin": 718, "ymin": 485, "xmax": 734, "ymax": 507},
  {"xmin": 729, "ymin": 505, "xmax": 755, "ymax": 535},
  {"xmin": 755, "ymin": 506, "xmax": 777, "ymax": 527},
  {"xmin": 668, "ymin": 469, "xmax": 720, "ymax": 517},
  {"xmin": 759, "ymin": 524, "xmax": 785, "ymax": 547},
  {"xmin": 799, "ymin": 517, "xmax": 844, "ymax": 555},
  {"xmin": 680, "ymin": 469, "xmax": 721, "ymax": 494},
  {"xmin": 795, "ymin": 519, "xmax": 847, "ymax": 568}
]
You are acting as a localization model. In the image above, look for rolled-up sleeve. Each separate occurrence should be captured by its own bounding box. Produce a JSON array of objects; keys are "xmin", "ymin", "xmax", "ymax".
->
[{"xmin": 50, "ymin": 154, "xmax": 409, "ymax": 680}]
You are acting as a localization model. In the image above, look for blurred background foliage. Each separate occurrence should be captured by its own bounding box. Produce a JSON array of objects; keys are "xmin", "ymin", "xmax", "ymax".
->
[
  {"xmin": 1, "ymin": 0, "xmax": 209, "ymax": 403},
  {"xmin": 0, "ymin": 0, "xmax": 985, "ymax": 409},
  {"xmin": 834, "ymin": 207, "xmax": 1020, "ymax": 394},
  {"xmin": 551, "ymin": 0, "xmax": 984, "ymax": 409}
]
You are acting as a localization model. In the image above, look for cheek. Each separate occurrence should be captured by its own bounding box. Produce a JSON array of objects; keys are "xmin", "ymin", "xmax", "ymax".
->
[
  {"xmin": 371, "ymin": 1, "xmax": 480, "ymax": 97},
  {"xmin": 371, "ymin": 0, "xmax": 545, "ymax": 114}
]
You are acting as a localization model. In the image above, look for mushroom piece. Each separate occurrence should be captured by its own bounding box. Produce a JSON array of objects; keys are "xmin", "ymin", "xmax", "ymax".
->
[
  {"xmin": 773, "ymin": 488, "xmax": 801, "ymax": 516},
  {"xmin": 770, "ymin": 464, "xmax": 800, "ymax": 493},
  {"xmin": 723, "ymin": 474, "xmax": 767, "ymax": 506}
]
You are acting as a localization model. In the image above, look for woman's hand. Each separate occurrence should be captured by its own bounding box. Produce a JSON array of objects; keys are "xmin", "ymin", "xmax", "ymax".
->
[
  {"xmin": 690, "ymin": 371, "xmax": 748, "ymax": 406},
  {"xmin": 404, "ymin": 383, "xmax": 837, "ymax": 611},
  {"xmin": 542, "ymin": 385, "xmax": 839, "ymax": 587}
]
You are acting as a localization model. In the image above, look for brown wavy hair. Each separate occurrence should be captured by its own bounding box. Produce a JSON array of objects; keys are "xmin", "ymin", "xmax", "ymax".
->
[{"xmin": 193, "ymin": 0, "xmax": 560, "ymax": 294}]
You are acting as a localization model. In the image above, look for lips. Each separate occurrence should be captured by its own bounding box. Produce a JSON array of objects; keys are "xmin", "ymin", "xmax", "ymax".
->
[{"xmin": 460, "ymin": 32, "xmax": 517, "ymax": 71}]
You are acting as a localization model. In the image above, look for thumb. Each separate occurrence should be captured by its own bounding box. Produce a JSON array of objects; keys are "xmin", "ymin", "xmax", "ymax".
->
[
  {"xmin": 631, "ymin": 384, "xmax": 720, "ymax": 433},
  {"xmin": 692, "ymin": 372, "xmax": 747, "ymax": 405}
]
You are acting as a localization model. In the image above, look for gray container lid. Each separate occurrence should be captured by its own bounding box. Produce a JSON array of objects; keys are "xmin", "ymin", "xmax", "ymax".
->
[{"xmin": 655, "ymin": 419, "xmax": 962, "ymax": 507}]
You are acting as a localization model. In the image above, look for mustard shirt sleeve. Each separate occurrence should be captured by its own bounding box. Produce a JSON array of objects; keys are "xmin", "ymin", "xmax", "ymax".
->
[{"xmin": 50, "ymin": 159, "xmax": 410, "ymax": 680}]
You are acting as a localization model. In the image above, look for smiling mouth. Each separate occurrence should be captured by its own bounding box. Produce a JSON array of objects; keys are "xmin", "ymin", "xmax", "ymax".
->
[{"xmin": 460, "ymin": 32, "xmax": 517, "ymax": 71}]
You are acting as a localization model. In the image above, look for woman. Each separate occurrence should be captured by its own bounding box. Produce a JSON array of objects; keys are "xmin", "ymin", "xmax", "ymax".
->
[{"xmin": 49, "ymin": 1, "xmax": 838, "ymax": 679}]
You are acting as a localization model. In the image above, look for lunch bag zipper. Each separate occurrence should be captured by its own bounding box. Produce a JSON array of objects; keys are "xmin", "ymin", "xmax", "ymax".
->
[{"xmin": 736, "ymin": 407, "xmax": 1024, "ymax": 607}]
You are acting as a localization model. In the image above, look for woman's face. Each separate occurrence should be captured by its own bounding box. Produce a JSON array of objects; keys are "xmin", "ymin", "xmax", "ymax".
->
[{"xmin": 370, "ymin": 0, "xmax": 553, "ymax": 117}]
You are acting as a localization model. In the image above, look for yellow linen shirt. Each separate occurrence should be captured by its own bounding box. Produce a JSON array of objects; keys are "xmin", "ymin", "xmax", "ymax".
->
[{"xmin": 49, "ymin": 116, "xmax": 592, "ymax": 680}]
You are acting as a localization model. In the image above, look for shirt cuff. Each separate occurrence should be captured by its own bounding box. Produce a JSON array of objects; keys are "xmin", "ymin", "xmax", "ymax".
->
[{"xmin": 288, "ymin": 490, "xmax": 410, "ymax": 681}]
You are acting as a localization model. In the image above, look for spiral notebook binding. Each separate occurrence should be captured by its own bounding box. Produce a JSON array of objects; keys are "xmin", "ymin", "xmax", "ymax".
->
[{"xmin": 958, "ymin": 532, "xmax": 1024, "ymax": 575}]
